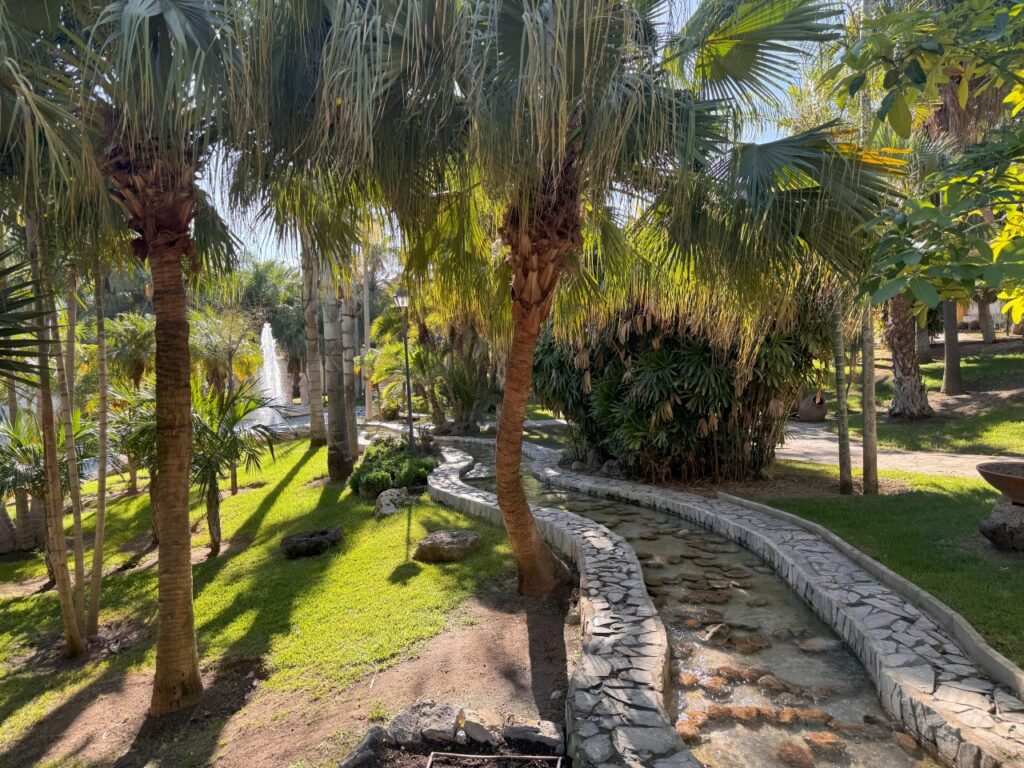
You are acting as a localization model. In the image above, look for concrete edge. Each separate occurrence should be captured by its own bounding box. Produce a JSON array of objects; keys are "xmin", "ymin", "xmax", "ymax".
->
[{"xmin": 717, "ymin": 491, "xmax": 1024, "ymax": 700}]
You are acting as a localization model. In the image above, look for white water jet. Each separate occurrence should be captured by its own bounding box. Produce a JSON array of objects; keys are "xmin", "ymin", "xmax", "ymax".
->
[{"xmin": 251, "ymin": 323, "xmax": 285, "ymax": 425}]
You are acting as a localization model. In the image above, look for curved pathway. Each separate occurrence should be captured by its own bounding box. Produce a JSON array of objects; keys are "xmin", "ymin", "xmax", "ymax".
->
[
  {"xmin": 434, "ymin": 437, "xmax": 1024, "ymax": 768},
  {"xmin": 777, "ymin": 422, "xmax": 1000, "ymax": 478}
]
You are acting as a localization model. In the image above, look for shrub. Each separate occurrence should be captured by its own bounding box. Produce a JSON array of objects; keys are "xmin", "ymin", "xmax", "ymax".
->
[
  {"xmin": 532, "ymin": 303, "xmax": 831, "ymax": 483},
  {"xmin": 348, "ymin": 436, "xmax": 438, "ymax": 496}
]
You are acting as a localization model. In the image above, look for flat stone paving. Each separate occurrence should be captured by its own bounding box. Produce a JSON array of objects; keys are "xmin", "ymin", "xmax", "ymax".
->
[{"xmin": 518, "ymin": 441, "xmax": 1024, "ymax": 768}]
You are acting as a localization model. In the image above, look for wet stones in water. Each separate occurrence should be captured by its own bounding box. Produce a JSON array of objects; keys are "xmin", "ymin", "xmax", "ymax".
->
[
  {"xmin": 413, "ymin": 530, "xmax": 483, "ymax": 563},
  {"xmin": 728, "ymin": 632, "xmax": 770, "ymax": 654},
  {"xmin": 805, "ymin": 731, "xmax": 844, "ymax": 757},
  {"xmin": 280, "ymin": 527, "xmax": 342, "ymax": 559},
  {"xmin": 777, "ymin": 740, "xmax": 815, "ymax": 768},
  {"xmin": 799, "ymin": 636, "xmax": 843, "ymax": 653},
  {"xmin": 702, "ymin": 623, "xmax": 731, "ymax": 645},
  {"xmin": 746, "ymin": 597, "xmax": 769, "ymax": 608},
  {"xmin": 683, "ymin": 589, "xmax": 730, "ymax": 605}
]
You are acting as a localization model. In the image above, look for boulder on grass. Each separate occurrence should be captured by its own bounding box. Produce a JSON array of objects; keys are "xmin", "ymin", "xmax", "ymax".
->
[
  {"xmin": 374, "ymin": 488, "xmax": 411, "ymax": 520},
  {"xmin": 413, "ymin": 530, "xmax": 483, "ymax": 563},
  {"xmin": 280, "ymin": 527, "xmax": 342, "ymax": 559},
  {"xmin": 385, "ymin": 700, "xmax": 462, "ymax": 746}
]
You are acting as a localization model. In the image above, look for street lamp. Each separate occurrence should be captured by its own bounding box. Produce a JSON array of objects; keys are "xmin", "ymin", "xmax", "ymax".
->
[{"xmin": 395, "ymin": 290, "xmax": 416, "ymax": 451}]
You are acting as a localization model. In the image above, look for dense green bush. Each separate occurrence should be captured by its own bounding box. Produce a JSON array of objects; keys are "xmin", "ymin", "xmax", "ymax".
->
[
  {"xmin": 348, "ymin": 436, "xmax": 438, "ymax": 497},
  {"xmin": 532, "ymin": 305, "xmax": 831, "ymax": 483}
]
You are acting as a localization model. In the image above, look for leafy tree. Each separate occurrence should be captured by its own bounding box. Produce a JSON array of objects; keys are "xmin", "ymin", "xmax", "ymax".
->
[{"xmin": 107, "ymin": 312, "xmax": 156, "ymax": 389}]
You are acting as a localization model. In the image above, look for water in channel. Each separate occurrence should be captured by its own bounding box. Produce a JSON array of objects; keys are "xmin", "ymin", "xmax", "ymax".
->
[{"xmin": 461, "ymin": 448, "xmax": 937, "ymax": 768}]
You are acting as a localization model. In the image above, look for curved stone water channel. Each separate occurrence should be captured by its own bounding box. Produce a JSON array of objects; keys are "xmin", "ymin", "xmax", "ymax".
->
[{"xmin": 460, "ymin": 446, "xmax": 938, "ymax": 768}]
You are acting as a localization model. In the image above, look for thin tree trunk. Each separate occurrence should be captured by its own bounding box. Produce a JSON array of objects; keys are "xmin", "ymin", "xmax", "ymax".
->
[
  {"xmin": 833, "ymin": 299, "xmax": 853, "ymax": 495},
  {"xmin": 54, "ymin": 279, "xmax": 87, "ymax": 634},
  {"xmin": 128, "ymin": 461, "xmax": 139, "ymax": 496},
  {"xmin": 301, "ymin": 236, "xmax": 326, "ymax": 447},
  {"xmin": 885, "ymin": 295, "xmax": 933, "ymax": 419},
  {"xmin": 7, "ymin": 382, "xmax": 33, "ymax": 549},
  {"xmin": 87, "ymin": 260, "xmax": 108, "ymax": 636},
  {"xmin": 363, "ymin": 260, "xmax": 372, "ymax": 420},
  {"xmin": 860, "ymin": 303, "xmax": 878, "ymax": 495},
  {"xmin": 148, "ymin": 247, "xmax": 202, "ymax": 715},
  {"xmin": 941, "ymin": 299, "xmax": 965, "ymax": 395},
  {"xmin": 917, "ymin": 325, "xmax": 933, "ymax": 363},
  {"xmin": 206, "ymin": 477, "xmax": 221, "ymax": 557},
  {"xmin": 341, "ymin": 282, "xmax": 359, "ymax": 458},
  {"xmin": 977, "ymin": 295, "xmax": 996, "ymax": 344},
  {"xmin": 228, "ymin": 351, "xmax": 238, "ymax": 495},
  {"xmin": 28, "ymin": 207, "xmax": 85, "ymax": 656},
  {"xmin": 322, "ymin": 277, "xmax": 352, "ymax": 482}
]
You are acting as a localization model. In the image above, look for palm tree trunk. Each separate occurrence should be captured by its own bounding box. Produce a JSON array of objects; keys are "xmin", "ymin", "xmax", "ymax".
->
[
  {"xmin": 301, "ymin": 236, "xmax": 326, "ymax": 447},
  {"xmin": 148, "ymin": 246, "xmax": 202, "ymax": 715},
  {"xmin": 87, "ymin": 260, "xmax": 108, "ymax": 636},
  {"xmin": 884, "ymin": 295, "xmax": 933, "ymax": 419},
  {"xmin": 322, "ymin": 277, "xmax": 352, "ymax": 482},
  {"xmin": 917, "ymin": 325, "xmax": 933, "ymax": 363},
  {"xmin": 363, "ymin": 261, "xmax": 373, "ymax": 420},
  {"xmin": 341, "ymin": 283, "xmax": 359, "ymax": 458},
  {"xmin": 27, "ymin": 206, "xmax": 85, "ymax": 656},
  {"xmin": 206, "ymin": 477, "xmax": 221, "ymax": 557},
  {"xmin": 7, "ymin": 382, "xmax": 33, "ymax": 550},
  {"xmin": 860, "ymin": 303, "xmax": 878, "ymax": 494},
  {"xmin": 941, "ymin": 300, "xmax": 965, "ymax": 395},
  {"xmin": 976, "ymin": 292, "xmax": 996, "ymax": 344},
  {"xmin": 833, "ymin": 299, "xmax": 853, "ymax": 495},
  {"xmin": 228, "ymin": 351, "xmax": 238, "ymax": 495},
  {"xmin": 53, "ymin": 280, "xmax": 87, "ymax": 635}
]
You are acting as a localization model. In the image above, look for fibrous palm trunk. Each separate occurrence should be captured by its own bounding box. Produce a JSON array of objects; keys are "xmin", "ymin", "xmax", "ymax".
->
[
  {"xmin": 495, "ymin": 166, "xmax": 577, "ymax": 597},
  {"xmin": 87, "ymin": 260, "xmax": 108, "ymax": 636},
  {"xmin": 832, "ymin": 299, "xmax": 853, "ymax": 495},
  {"xmin": 884, "ymin": 295, "xmax": 933, "ymax": 419},
  {"xmin": 941, "ymin": 300, "xmax": 965, "ymax": 395},
  {"xmin": 103, "ymin": 138, "xmax": 202, "ymax": 714},
  {"xmin": 53, "ymin": 281, "xmax": 87, "ymax": 634},
  {"xmin": 322, "ymin": 278, "xmax": 352, "ymax": 482},
  {"xmin": 860, "ymin": 303, "xmax": 878, "ymax": 494},
  {"xmin": 27, "ymin": 205, "xmax": 85, "ymax": 656},
  {"xmin": 341, "ymin": 283, "xmax": 359, "ymax": 459},
  {"xmin": 7, "ymin": 382, "xmax": 34, "ymax": 550},
  {"xmin": 301, "ymin": 237, "xmax": 326, "ymax": 447}
]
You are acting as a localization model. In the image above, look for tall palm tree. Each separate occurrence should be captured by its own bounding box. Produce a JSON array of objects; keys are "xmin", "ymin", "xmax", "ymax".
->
[
  {"xmin": 82, "ymin": 0, "xmax": 240, "ymax": 714},
  {"xmin": 316, "ymin": 0, "xmax": 893, "ymax": 594},
  {"xmin": 108, "ymin": 312, "xmax": 156, "ymax": 389}
]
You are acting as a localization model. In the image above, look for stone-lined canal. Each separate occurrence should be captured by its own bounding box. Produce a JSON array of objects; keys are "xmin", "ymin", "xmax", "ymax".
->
[{"xmin": 462, "ymin": 448, "xmax": 937, "ymax": 768}]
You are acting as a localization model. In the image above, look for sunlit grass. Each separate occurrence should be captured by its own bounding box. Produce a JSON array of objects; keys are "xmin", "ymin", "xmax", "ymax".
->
[{"xmin": 0, "ymin": 441, "xmax": 511, "ymax": 752}]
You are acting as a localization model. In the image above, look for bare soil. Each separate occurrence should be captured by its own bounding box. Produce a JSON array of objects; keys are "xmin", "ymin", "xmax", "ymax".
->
[
  {"xmin": 1, "ymin": 582, "xmax": 576, "ymax": 768},
  {"xmin": 367, "ymin": 745, "xmax": 561, "ymax": 768}
]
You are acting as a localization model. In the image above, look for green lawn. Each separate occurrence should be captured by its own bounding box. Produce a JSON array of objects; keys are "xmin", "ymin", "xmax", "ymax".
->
[
  {"xmin": 754, "ymin": 461, "xmax": 1024, "ymax": 667},
  {"xmin": 843, "ymin": 351, "xmax": 1024, "ymax": 456},
  {"xmin": 0, "ymin": 442, "xmax": 511, "ymax": 764}
]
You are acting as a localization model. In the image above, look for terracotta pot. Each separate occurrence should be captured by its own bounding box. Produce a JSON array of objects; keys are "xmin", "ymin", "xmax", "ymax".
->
[{"xmin": 797, "ymin": 393, "xmax": 828, "ymax": 423}]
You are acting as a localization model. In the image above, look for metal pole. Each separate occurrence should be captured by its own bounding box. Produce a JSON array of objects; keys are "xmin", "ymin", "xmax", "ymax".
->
[{"xmin": 403, "ymin": 307, "xmax": 415, "ymax": 451}]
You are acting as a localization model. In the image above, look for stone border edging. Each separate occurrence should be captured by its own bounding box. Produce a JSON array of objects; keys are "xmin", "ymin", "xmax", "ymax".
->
[
  {"xmin": 428, "ymin": 442, "xmax": 700, "ymax": 768},
  {"xmin": 513, "ymin": 442, "xmax": 1024, "ymax": 768},
  {"xmin": 718, "ymin": 491, "xmax": 1024, "ymax": 700}
]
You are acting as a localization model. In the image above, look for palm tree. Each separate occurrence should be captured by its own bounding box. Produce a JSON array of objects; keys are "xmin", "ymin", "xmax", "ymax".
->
[
  {"xmin": 884, "ymin": 294, "xmax": 934, "ymax": 418},
  {"xmin": 108, "ymin": 312, "xmax": 156, "ymax": 390},
  {"xmin": 81, "ymin": 1, "xmax": 240, "ymax": 713},
  {"xmin": 190, "ymin": 382, "xmax": 276, "ymax": 557},
  {"xmin": 87, "ymin": 255, "xmax": 109, "ymax": 636},
  {"xmin": 322, "ymin": 0, "xmax": 897, "ymax": 593}
]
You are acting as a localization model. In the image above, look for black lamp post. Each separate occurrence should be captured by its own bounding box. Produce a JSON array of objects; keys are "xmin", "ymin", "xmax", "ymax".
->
[{"xmin": 395, "ymin": 290, "xmax": 415, "ymax": 451}]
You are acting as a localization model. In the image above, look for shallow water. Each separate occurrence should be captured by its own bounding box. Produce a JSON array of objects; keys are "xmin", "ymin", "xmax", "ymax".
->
[{"xmin": 461, "ymin": 448, "xmax": 938, "ymax": 768}]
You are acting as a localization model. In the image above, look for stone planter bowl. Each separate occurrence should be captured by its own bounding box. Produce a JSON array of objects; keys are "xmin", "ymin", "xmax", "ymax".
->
[{"xmin": 976, "ymin": 462, "xmax": 1024, "ymax": 505}]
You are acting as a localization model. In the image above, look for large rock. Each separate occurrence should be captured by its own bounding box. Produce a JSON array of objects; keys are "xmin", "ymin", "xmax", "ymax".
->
[
  {"xmin": 413, "ymin": 530, "xmax": 483, "ymax": 563},
  {"xmin": 502, "ymin": 719, "xmax": 565, "ymax": 755},
  {"xmin": 979, "ymin": 497, "xmax": 1024, "ymax": 551},
  {"xmin": 280, "ymin": 527, "xmax": 342, "ymax": 559},
  {"xmin": 460, "ymin": 708, "xmax": 504, "ymax": 746},
  {"xmin": 338, "ymin": 726, "xmax": 384, "ymax": 768},
  {"xmin": 374, "ymin": 488, "xmax": 411, "ymax": 520},
  {"xmin": 385, "ymin": 701, "xmax": 462, "ymax": 747}
]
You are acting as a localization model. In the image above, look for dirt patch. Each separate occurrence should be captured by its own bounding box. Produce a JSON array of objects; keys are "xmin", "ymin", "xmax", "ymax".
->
[
  {"xmin": 306, "ymin": 475, "xmax": 333, "ymax": 488},
  {"xmin": 4, "ymin": 581, "xmax": 576, "ymax": 768},
  {"xmin": 368, "ymin": 745, "xmax": 561, "ymax": 768}
]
